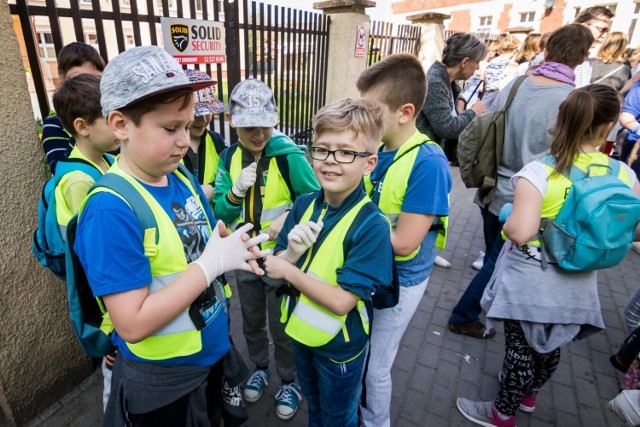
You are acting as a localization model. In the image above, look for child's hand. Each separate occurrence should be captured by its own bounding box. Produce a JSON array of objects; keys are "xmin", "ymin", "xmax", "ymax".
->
[
  {"xmin": 265, "ymin": 211, "xmax": 289, "ymax": 241},
  {"xmin": 193, "ymin": 221, "xmax": 271, "ymax": 286},
  {"xmin": 231, "ymin": 162, "xmax": 257, "ymax": 198},
  {"xmin": 288, "ymin": 221, "xmax": 323, "ymax": 258},
  {"xmin": 264, "ymin": 254, "xmax": 293, "ymax": 280}
]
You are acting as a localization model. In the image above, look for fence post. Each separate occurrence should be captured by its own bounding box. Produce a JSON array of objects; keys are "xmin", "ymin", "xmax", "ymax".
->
[
  {"xmin": 314, "ymin": 0, "xmax": 375, "ymax": 104},
  {"xmin": 406, "ymin": 12, "xmax": 450, "ymax": 73}
]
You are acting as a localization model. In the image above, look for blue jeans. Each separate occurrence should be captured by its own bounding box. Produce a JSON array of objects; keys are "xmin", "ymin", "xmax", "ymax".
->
[
  {"xmin": 292, "ymin": 340, "xmax": 367, "ymax": 427},
  {"xmin": 450, "ymin": 211, "xmax": 504, "ymax": 325}
]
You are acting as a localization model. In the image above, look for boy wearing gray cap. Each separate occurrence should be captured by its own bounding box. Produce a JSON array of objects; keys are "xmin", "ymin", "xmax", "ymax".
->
[
  {"xmin": 213, "ymin": 79, "xmax": 319, "ymax": 420},
  {"xmin": 74, "ymin": 46, "xmax": 269, "ymax": 425}
]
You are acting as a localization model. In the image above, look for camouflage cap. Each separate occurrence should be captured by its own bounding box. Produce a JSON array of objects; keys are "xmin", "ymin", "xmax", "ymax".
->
[
  {"xmin": 100, "ymin": 45, "xmax": 214, "ymax": 117},
  {"xmin": 228, "ymin": 79, "xmax": 278, "ymax": 128},
  {"xmin": 184, "ymin": 69, "xmax": 225, "ymax": 116}
]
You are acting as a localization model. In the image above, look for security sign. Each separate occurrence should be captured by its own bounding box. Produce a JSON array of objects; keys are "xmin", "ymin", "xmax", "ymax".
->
[
  {"xmin": 161, "ymin": 17, "xmax": 226, "ymax": 64},
  {"xmin": 355, "ymin": 25, "xmax": 367, "ymax": 57}
]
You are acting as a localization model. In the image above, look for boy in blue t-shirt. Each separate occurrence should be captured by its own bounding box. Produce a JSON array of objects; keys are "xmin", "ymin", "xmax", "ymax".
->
[
  {"xmin": 263, "ymin": 98, "xmax": 393, "ymax": 426},
  {"xmin": 357, "ymin": 53, "xmax": 453, "ymax": 427},
  {"xmin": 74, "ymin": 46, "xmax": 269, "ymax": 425}
]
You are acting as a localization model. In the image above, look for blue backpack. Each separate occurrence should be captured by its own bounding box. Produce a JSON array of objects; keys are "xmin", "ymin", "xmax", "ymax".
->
[
  {"xmin": 32, "ymin": 157, "xmax": 112, "ymax": 280},
  {"xmin": 64, "ymin": 164, "xmax": 214, "ymax": 357},
  {"xmin": 539, "ymin": 155, "xmax": 640, "ymax": 271}
]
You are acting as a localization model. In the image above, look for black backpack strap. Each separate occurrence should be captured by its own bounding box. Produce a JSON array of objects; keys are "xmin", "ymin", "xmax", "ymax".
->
[
  {"xmin": 342, "ymin": 201, "xmax": 382, "ymax": 259},
  {"xmin": 368, "ymin": 141, "xmax": 428, "ymax": 197}
]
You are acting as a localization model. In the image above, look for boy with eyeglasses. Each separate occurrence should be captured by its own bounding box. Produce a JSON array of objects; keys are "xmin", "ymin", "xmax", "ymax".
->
[
  {"xmin": 213, "ymin": 78, "xmax": 318, "ymax": 420},
  {"xmin": 264, "ymin": 98, "xmax": 393, "ymax": 426}
]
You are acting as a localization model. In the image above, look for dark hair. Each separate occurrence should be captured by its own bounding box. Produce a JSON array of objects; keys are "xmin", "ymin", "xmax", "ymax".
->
[
  {"xmin": 119, "ymin": 89, "xmax": 193, "ymax": 125},
  {"xmin": 57, "ymin": 42, "xmax": 105, "ymax": 80},
  {"xmin": 551, "ymin": 84, "xmax": 620, "ymax": 174},
  {"xmin": 538, "ymin": 32, "xmax": 552, "ymax": 51},
  {"xmin": 442, "ymin": 33, "xmax": 487, "ymax": 66},
  {"xmin": 545, "ymin": 24, "xmax": 594, "ymax": 68},
  {"xmin": 356, "ymin": 53, "xmax": 426, "ymax": 117},
  {"xmin": 574, "ymin": 6, "xmax": 615, "ymax": 24},
  {"xmin": 53, "ymin": 74, "xmax": 102, "ymax": 136}
]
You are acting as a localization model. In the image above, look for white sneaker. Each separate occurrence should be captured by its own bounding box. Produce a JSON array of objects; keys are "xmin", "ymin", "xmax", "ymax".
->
[
  {"xmin": 434, "ymin": 255, "xmax": 451, "ymax": 268},
  {"xmin": 632, "ymin": 242, "xmax": 640, "ymax": 254},
  {"xmin": 472, "ymin": 251, "xmax": 485, "ymax": 271}
]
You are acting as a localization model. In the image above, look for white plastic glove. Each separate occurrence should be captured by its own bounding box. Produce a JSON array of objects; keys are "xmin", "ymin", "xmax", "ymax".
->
[
  {"xmin": 193, "ymin": 222, "xmax": 270, "ymax": 287},
  {"xmin": 279, "ymin": 221, "xmax": 323, "ymax": 263},
  {"xmin": 231, "ymin": 162, "xmax": 257, "ymax": 198}
]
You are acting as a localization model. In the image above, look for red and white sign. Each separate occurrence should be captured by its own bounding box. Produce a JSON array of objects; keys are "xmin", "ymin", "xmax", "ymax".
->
[
  {"xmin": 161, "ymin": 17, "xmax": 226, "ymax": 64},
  {"xmin": 354, "ymin": 25, "xmax": 367, "ymax": 57}
]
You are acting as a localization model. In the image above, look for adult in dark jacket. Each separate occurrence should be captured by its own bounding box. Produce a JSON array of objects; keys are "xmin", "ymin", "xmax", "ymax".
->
[{"xmin": 417, "ymin": 33, "xmax": 487, "ymax": 164}]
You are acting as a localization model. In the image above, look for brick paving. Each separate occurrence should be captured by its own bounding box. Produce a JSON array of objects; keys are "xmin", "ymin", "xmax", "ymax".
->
[{"xmin": 27, "ymin": 166, "xmax": 639, "ymax": 427}]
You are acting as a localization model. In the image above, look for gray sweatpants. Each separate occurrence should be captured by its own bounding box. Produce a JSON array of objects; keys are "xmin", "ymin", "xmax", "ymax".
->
[{"xmin": 234, "ymin": 269, "xmax": 296, "ymax": 382}]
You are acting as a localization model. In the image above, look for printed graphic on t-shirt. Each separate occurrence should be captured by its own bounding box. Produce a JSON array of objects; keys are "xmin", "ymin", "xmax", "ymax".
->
[{"xmin": 171, "ymin": 196, "xmax": 210, "ymax": 262}]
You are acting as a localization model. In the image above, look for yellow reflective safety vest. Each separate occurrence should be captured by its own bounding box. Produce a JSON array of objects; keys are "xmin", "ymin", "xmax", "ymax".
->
[
  {"xmin": 364, "ymin": 133, "xmax": 449, "ymax": 258},
  {"xmin": 82, "ymin": 161, "xmax": 216, "ymax": 361},
  {"xmin": 284, "ymin": 197, "xmax": 371, "ymax": 348},
  {"xmin": 227, "ymin": 147, "xmax": 293, "ymax": 249}
]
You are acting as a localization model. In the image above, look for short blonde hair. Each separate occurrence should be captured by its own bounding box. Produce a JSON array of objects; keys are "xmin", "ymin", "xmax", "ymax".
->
[
  {"xmin": 597, "ymin": 31, "xmax": 629, "ymax": 63},
  {"xmin": 312, "ymin": 98, "xmax": 384, "ymax": 152}
]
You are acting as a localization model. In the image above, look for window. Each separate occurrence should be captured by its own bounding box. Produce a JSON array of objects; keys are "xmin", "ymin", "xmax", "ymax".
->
[
  {"xmin": 196, "ymin": 0, "xmax": 203, "ymax": 12},
  {"xmin": 520, "ymin": 11, "xmax": 535, "ymax": 23},
  {"xmin": 479, "ymin": 16, "xmax": 492, "ymax": 27},
  {"xmin": 168, "ymin": 0, "xmax": 177, "ymax": 10},
  {"xmin": 85, "ymin": 33, "xmax": 98, "ymax": 48},
  {"xmin": 125, "ymin": 34, "xmax": 136, "ymax": 49},
  {"xmin": 37, "ymin": 32, "xmax": 56, "ymax": 60},
  {"xmin": 121, "ymin": 0, "xmax": 131, "ymax": 6}
]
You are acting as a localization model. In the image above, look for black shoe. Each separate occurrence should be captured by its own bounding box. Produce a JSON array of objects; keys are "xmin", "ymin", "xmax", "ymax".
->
[{"xmin": 448, "ymin": 320, "xmax": 496, "ymax": 339}]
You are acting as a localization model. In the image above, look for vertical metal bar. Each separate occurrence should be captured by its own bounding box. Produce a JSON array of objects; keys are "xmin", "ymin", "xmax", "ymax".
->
[
  {"xmin": 44, "ymin": 0, "xmax": 63, "ymax": 56},
  {"xmin": 145, "ymin": 0, "xmax": 158, "ymax": 45},
  {"xmin": 258, "ymin": 2, "xmax": 265, "ymax": 82},
  {"xmin": 301, "ymin": 11, "xmax": 311, "ymax": 135},
  {"xmin": 293, "ymin": 9, "xmax": 303, "ymax": 138},
  {"xmin": 111, "ymin": 0, "xmax": 126, "ymax": 53},
  {"xmin": 320, "ymin": 15, "xmax": 330, "ymax": 107},
  {"xmin": 251, "ymin": 1, "xmax": 257, "ymax": 79},
  {"xmin": 278, "ymin": 6, "xmax": 285, "ymax": 129},
  {"xmin": 16, "ymin": 0, "xmax": 50, "ymax": 118},
  {"xmin": 273, "ymin": 5, "xmax": 280, "ymax": 118},
  {"xmin": 266, "ymin": 4, "xmax": 273, "ymax": 88},
  {"xmin": 285, "ymin": 7, "xmax": 292, "ymax": 136},
  {"xmin": 367, "ymin": 20, "xmax": 375, "ymax": 66},
  {"xmin": 311, "ymin": 11, "xmax": 322, "ymax": 116},
  {"xmin": 212, "ymin": 0, "xmax": 225, "ymax": 138},
  {"xmin": 91, "ymin": 0, "xmax": 108, "ymax": 59},
  {"xmin": 241, "ymin": 0, "xmax": 249, "ymax": 79},
  {"xmin": 176, "ymin": 0, "xmax": 184, "ymax": 18},
  {"xmin": 129, "ymin": 0, "xmax": 143, "ymax": 46},
  {"xmin": 224, "ymin": 0, "xmax": 241, "ymax": 144},
  {"xmin": 69, "ymin": 0, "xmax": 85, "ymax": 41},
  {"xmin": 160, "ymin": 0, "xmax": 170, "ymax": 18},
  {"xmin": 189, "ymin": 0, "xmax": 196, "ymax": 18}
]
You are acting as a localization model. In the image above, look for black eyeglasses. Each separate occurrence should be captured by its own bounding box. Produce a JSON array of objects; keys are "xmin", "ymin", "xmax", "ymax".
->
[{"xmin": 309, "ymin": 146, "xmax": 372, "ymax": 164}]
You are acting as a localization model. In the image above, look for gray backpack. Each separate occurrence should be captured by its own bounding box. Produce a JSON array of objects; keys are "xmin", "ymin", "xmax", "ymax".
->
[{"xmin": 457, "ymin": 76, "xmax": 526, "ymax": 205}]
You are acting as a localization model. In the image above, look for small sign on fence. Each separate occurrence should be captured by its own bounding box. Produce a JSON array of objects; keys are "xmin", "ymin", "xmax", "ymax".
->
[
  {"xmin": 161, "ymin": 17, "xmax": 226, "ymax": 64},
  {"xmin": 355, "ymin": 25, "xmax": 367, "ymax": 57}
]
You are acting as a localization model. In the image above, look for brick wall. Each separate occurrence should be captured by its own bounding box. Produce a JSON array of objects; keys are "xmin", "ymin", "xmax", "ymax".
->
[
  {"xmin": 449, "ymin": 9, "xmax": 471, "ymax": 32},
  {"xmin": 497, "ymin": 3, "xmax": 512, "ymax": 33},
  {"xmin": 540, "ymin": 0, "xmax": 566, "ymax": 34},
  {"xmin": 393, "ymin": 0, "xmax": 486, "ymax": 15}
]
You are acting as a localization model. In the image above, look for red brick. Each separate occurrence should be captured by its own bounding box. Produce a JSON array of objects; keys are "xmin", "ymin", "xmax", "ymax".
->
[
  {"xmin": 497, "ymin": 3, "xmax": 512, "ymax": 33},
  {"xmin": 449, "ymin": 9, "xmax": 471, "ymax": 33}
]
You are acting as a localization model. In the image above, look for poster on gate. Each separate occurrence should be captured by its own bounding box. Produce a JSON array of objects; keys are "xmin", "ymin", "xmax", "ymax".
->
[
  {"xmin": 354, "ymin": 25, "xmax": 367, "ymax": 57},
  {"xmin": 161, "ymin": 17, "xmax": 226, "ymax": 64}
]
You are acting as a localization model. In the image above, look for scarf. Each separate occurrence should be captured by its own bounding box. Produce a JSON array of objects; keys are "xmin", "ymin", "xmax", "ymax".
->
[{"xmin": 531, "ymin": 61, "xmax": 576, "ymax": 86}]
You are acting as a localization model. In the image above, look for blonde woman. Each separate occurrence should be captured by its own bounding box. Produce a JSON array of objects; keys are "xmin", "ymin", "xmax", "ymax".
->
[
  {"xmin": 590, "ymin": 31, "xmax": 631, "ymax": 90},
  {"xmin": 515, "ymin": 33, "xmax": 541, "ymax": 65},
  {"xmin": 482, "ymin": 34, "xmax": 521, "ymax": 109}
]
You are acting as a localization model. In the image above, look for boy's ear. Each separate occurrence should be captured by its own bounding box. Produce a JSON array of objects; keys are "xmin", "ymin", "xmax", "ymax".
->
[
  {"xmin": 362, "ymin": 153, "xmax": 378, "ymax": 176},
  {"xmin": 73, "ymin": 118, "xmax": 89, "ymax": 137},
  {"xmin": 225, "ymin": 112, "xmax": 235, "ymax": 128},
  {"xmin": 398, "ymin": 103, "xmax": 415, "ymax": 124},
  {"xmin": 108, "ymin": 111, "xmax": 128, "ymax": 141}
]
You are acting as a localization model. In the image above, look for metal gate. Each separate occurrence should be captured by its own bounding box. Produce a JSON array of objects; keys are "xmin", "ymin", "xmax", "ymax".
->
[{"xmin": 10, "ymin": 0, "xmax": 330, "ymax": 143}]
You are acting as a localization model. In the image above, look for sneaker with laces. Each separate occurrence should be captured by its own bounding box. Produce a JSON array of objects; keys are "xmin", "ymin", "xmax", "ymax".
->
[
  {"xmin": 456, "ymin": 398, "xmax": 516, "ymax": 427},
  {"xmin": 472, "ymin": 251, "xmax": 485, "ymax": 270},
  {"xmin": 275, "ymin": 382, "xmax": 303, "ymax": 420},
  {"xmin": 243, "ymin": 369, "xmax": 269, "ymax": 403}
]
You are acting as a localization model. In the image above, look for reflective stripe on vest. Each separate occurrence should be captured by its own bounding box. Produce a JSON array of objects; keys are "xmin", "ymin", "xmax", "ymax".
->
[
  {"xmin": 84, "ymin": 160, "xmax": 213, "ymax": 361},
  {"xmin": 284, "ymin": 197, "xmax": 370, "ymax": 347},
  {"xmin": 364, "ymin": 132, "xmax": 448, "ymax": 255},
  {"xmin": 228, "ymin": 148, "xmax": 293, "ymax": 249}
]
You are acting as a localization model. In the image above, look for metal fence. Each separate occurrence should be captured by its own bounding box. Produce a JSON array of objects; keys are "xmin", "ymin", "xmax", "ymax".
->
[
  {"xmin": 367, "ymin": 20, "xmax": 421, "ymax": 66},
  {"xmin": 10, "ymin": 0, "xmax": 330, "ymax": 143},
  {"xmin": 444, "ymin": 29, "xmax": 501, "ymax": 44}
]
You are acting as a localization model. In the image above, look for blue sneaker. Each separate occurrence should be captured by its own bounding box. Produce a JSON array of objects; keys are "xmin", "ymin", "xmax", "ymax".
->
[
  {"xmin": 275, "ymin": 382, "xmax": 303, "ymax": 420},
  {"xmin": 243, "ymin": 369, "xmax": 269, "ymax": 403}
]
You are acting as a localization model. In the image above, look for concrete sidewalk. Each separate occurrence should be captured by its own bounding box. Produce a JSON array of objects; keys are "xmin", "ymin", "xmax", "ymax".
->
[{"xmin": 27, "ymin": 166, "xmax": 638, "ymax": 426}]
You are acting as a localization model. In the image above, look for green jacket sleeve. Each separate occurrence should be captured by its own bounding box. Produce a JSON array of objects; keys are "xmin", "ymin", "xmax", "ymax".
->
[
  {"xmin": 287, "ymin": 152, "xmax": 320, "ymax": 196},
  {"xmin": 213, "ymin": 150, "xmax": 243, "ymax": 225}
]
